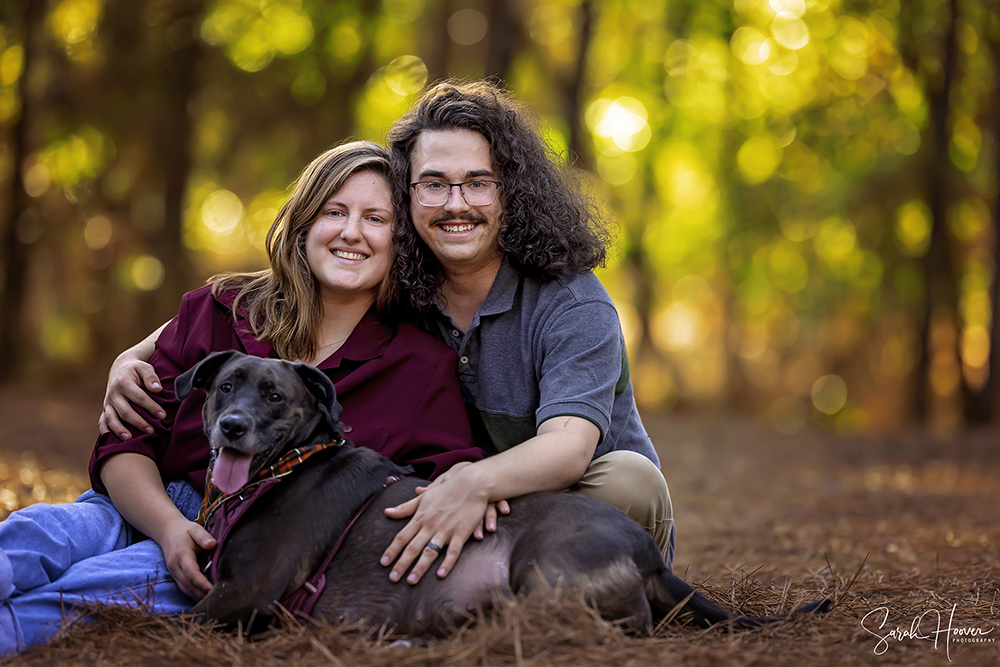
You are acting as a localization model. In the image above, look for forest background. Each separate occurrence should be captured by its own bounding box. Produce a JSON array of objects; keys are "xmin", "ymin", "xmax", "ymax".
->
[{"xmin": 1, "ymin": 0, "xmax": 999, "ymax": 438}]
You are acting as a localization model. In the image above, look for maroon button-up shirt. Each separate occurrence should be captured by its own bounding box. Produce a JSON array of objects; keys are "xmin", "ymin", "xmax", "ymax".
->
[{"xmin": 89, "ymin": 284, "xmax": 482, "ymax": 495}]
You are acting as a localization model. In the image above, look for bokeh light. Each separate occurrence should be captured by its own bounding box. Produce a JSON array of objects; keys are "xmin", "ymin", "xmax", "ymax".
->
[
  {"xmin": 384, "ymin": 56, "xmax": 428, "ymax": 97},
  {"xmin": 448, "ymin": 9, "xmax": 488, "ymax": 46},
  {"xmin": 589, "ymin": 97, "xmax": 651, "ymax": 154},
  {"xmin": 812, "ymin": 375, "xmax": 848, "ymax": 415},
  {"xmin": 202, "ymin": 189, "xmax": 244, "ymax": 234},
  {"xmin": 895, "ymin": 201, "xmax": 931, "ymax": 257},
  {"xmin": 5, "ymin": 0, "xmax": 999, "ymax": 436},
  {"xmin": 84, "ymin": 215, "xmax": 113, "ymax": 250},
  {"xmin": 130, "ymin": 255, "xmax": 166, "ymax": 291}
]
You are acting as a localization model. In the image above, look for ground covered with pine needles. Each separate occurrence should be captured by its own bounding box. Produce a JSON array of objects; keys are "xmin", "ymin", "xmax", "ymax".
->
[{"xmin": 0, "ymin": 387, "xmax": 997, "ymax": 666}]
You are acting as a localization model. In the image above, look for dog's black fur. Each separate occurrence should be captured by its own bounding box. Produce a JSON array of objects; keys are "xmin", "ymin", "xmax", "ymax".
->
[{"xmin": 177, "ymin": 351, "xmax": 830, "ymax": 635}]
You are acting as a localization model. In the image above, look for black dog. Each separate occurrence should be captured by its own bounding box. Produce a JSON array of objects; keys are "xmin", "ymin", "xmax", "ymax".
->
[{"xmin": 176, "ymin": 351, "xmax": 830, "ymax": 635}]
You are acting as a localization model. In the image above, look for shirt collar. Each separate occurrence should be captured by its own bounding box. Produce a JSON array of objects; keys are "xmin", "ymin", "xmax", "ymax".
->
[
  {"xmin": 328, "ymin": 311, "xmax": 394, "ymax": 366},
  {"xmin": 478, "ymin": 256, "xmax": 520, "ymax": 317},
  {"xmin": 212, "ymin": 287, "xmax": 393, "ymax": 368},
  {"xmin": 432, "ymin": 256, "xmax": 520, "ymax": 323}
]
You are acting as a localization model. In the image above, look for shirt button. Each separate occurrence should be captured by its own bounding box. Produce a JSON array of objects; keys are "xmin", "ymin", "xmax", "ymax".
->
[
  {"xmin": 451, "ymin": 329, "xmax": 461, "ymax": 337},
  {"xmin": 460, "ymin": 356, "xmax": 469, "ymax": 364},
  {"xmin": 343, "ymin": 425, "xmax": 353, "ymax": 433}
]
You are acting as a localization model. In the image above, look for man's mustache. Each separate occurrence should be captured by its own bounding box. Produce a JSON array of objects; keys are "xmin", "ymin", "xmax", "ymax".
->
[{"xmin": 429, "ymin": 212, "xmax": 488, "ymax": 225}]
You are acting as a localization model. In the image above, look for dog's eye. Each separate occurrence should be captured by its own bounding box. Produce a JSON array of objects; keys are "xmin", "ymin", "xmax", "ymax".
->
[
  {"xmin": 219, "ymin": 382, "xmax": 232, "ymax": 393},
  {"xmin": 268, "ymin": 393, "xmax": 283, "ymax": 403}
]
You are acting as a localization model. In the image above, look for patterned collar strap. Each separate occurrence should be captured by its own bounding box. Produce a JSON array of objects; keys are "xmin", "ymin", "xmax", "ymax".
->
[{"xmin": 197, "ymin": 434, "xmax": 343, "ymax": 526}]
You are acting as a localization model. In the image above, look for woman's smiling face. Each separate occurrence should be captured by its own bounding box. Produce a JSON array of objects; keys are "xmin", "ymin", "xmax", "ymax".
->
[{"xmin": 305, "ymin": 169, "xmax": 395, "ymax": 302}]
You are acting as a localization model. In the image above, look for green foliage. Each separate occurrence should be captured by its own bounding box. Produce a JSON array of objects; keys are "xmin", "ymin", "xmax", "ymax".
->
[{"xmin": 1, "ymin": 0, "xmax": 998, "ymax": 429}]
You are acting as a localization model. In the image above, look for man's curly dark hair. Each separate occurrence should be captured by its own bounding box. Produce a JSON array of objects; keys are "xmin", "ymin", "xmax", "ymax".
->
[{"xmin": 387, "ymin": 80, "xmax": 615, "ymax": 312}]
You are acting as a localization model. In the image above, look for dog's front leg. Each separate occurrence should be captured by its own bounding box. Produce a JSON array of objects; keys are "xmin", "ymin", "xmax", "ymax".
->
[
  {"xmin": 190, "ymin": 576, "xmax": 278, "ymax": 631},
  {"xmin": 192, "ymin": 487, "xmax": 341, "ymax": 629},
  {"xmin": 191, "ymin": 542, "xmax": 315, "ymax": 631}
]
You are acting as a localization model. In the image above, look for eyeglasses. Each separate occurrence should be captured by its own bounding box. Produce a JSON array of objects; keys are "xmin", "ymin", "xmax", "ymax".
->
[{"xmin": 409, "ymin": 180, "xmax": 501, "ymax": 207}]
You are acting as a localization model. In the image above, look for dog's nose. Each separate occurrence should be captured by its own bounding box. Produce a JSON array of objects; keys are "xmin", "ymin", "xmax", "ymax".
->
[{"xmin": 219, "ymin": 414, "xmax": 249, "ymax": 441}]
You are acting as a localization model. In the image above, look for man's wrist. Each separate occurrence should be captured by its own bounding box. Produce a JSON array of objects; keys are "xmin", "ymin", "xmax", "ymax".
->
[
  {"xmin": 110, "ymin": 351, "xmax": 141, "ymax": 376},
  {"xmin": 464, "ymin": 460, "xmax": 499, "ymax": 503}
]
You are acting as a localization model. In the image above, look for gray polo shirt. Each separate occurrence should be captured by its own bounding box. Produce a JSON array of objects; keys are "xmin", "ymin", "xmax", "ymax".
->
[{"xmin": 424, "ymin": 258, "xmax": 659, "ymax": 466}]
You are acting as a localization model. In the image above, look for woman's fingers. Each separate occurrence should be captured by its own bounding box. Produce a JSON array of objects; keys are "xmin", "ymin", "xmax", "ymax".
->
[
  {"xmin": 166, "ymin": 545, "xmax": 209, "ymax": 600},
  {"xmin": 163, "ymin": 521, "xmax": 217, "ymax": 600},
  {"xmin": 188, "ymin": 523, "xmax": 217, "ymax": 551},
  {"xmin": 176, "ymin": 549, "xmax": 212, "ymax": 599}
]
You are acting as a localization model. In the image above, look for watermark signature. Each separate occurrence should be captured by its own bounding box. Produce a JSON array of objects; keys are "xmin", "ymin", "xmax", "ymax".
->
[{"xmin": 861, "ymin": 604, "xmax": 995, "ymax": 661}]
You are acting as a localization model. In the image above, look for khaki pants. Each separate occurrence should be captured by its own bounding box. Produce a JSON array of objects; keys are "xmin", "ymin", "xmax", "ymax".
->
[{"xmin": 566, "ymin": 450, "xmax": 675, "ymax": 569}]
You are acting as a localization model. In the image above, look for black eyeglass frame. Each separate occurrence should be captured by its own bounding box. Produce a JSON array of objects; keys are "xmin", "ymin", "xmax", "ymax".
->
[{"xmin": 409, "ymin": 180, "xmax": 502, "ymax": 207}]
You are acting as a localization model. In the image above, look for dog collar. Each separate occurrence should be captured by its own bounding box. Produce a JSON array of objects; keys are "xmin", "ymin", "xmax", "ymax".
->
[{"xmin": 196, "ymin": 433, "xmax": 344, "ymax": 527}]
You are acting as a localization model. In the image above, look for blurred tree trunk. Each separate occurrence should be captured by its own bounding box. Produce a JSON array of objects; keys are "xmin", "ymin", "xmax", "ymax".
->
[
  {"xmin": 485, "ymin": 0, "xmax": 516, "ymax": 82},
  {"xmin": 565, "ymin": 0, "xmax": 593, "ymax": 163},
  {"xmin": 423, "ymin": 0, "xmax": 453, "ymax": 84},
  {"xmin": 980, "ymin": 33, "xmax": 1000, "ymax": 424},
  {"xmin": 336, "ymin": 0, "xmax": 381, "ymax": 142},
  {"xmin": 145, "ymin": 0, "xmax": 205, "ymax": 330},
  {"xmin": 914, "ymin": 0, "xmax": 960, "ymax": 422},
  {"xmin": 0, "ymin": 0, "xmax": 45, "ymax": 381}
]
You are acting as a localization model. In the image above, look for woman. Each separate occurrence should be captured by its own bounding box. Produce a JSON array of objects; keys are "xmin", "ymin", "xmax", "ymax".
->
[{"xmin": 0, "ymin": 141, "xmax": 482, "ymax": 653}]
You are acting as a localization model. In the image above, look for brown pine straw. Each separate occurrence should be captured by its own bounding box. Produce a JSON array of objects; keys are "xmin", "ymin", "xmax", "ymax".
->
[{"xmin": 2, "ymin": 416, "xmax": 998, "ymax": 666}]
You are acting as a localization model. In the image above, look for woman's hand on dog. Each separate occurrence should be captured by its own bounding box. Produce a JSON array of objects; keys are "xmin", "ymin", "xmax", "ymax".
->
[
  {"xmin": 158, "ymin": 516, "xmax": 217, "ymax": 600},
  {"xmin": 381, "ymin": 463, "xmax": 509, "ymax": 585}
]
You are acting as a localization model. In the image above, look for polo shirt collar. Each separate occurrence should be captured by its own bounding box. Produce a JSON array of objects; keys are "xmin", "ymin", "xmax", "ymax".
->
[
  {"xmin": 478, "ymin": 257, "xmax": 520, "ymax": 317},
  {"xmin": 430, "ymin": 256, "xmax": 519, "ymax": 327},
  {"xmin": 212, "ymin": 287, "xmax": 392, "ymax": 368}
]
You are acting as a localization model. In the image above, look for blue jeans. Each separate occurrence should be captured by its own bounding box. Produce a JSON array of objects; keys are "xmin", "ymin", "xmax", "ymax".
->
[{"xmin": 0, "ymin": 481, "xmax": 202, "ymax": 653}]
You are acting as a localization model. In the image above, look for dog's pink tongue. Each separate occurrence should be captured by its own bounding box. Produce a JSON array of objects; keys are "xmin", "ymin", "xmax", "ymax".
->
[{"xmin": 213, "ymin": 448, "xmax": 253, "ymax": 495}]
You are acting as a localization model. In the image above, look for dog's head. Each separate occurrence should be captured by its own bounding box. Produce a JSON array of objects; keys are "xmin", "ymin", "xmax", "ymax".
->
[{"xmin": 176, "ymin": 351, "xmax": 343, "ymax": 495}]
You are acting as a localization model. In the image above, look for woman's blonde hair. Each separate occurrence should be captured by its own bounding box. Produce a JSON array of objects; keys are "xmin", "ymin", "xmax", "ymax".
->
[{"xmin": 212, "ymin": 140, "xmax": 395, "ymax": 361}]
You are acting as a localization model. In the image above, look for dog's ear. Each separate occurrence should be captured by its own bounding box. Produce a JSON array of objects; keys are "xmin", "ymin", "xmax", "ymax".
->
[
  {"xmin": 292, "ymin": 363, "xmax": 343, "ymax": 427},
  {"xmin": 176, "ymin": 350, "xmax": 240, "ymax": 399}
]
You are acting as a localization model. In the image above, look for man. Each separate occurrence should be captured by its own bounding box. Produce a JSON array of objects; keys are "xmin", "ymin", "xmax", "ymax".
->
[
  {"xmin": 100, "ymin": 80, "xmax": 673, "ymax": 589},
  {"xmin": 376, "ymin": 81, "xmax": 673, "ymax": 586}
]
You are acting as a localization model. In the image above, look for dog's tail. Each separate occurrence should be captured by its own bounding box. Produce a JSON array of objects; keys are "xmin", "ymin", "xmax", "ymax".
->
[{"xmin": 645, "ymin": 570, "xmax": 832, "ymax": 630}]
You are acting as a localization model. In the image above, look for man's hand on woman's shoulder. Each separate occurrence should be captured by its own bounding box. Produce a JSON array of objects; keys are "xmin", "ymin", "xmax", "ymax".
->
[{"xmin": 100, "ymin": 355, "xmax": 164, "ymax": 440}]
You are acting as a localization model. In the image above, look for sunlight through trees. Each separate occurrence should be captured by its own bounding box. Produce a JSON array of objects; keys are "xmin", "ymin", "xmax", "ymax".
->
[{"xmin": 2, "ymin": 0, "xmax": 999, "ymax": 433}]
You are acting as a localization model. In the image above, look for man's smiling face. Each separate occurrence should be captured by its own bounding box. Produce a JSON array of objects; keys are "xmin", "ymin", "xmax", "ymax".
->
[{"xmin": 408, "ymin": 128, "xmax": 503, "ymax": 276}]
